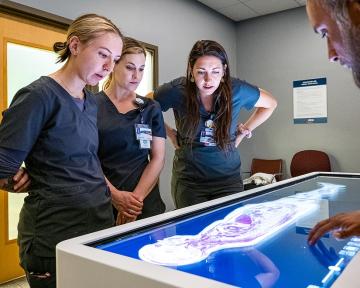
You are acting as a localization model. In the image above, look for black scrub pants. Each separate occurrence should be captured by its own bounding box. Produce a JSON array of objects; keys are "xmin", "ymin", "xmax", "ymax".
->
[
  {"xmin": 139, "ymin": 184, "xmax": 166, "ymax": 218},
  {"xmin": 171, "ymin": 174, "xmax": 244, "ymax": 209},
  {"xmin": 172, "ymin": 145, "xmax": 244, "ymax": 209},
  {"xmin": 20, "ymin": 253, "xmax": 56, "ymax": 288}
]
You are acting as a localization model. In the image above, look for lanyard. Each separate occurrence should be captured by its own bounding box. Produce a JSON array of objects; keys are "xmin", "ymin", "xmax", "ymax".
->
[{"xmin": 134, "ymin": 97, "xmax": 145, "ymax": 124}]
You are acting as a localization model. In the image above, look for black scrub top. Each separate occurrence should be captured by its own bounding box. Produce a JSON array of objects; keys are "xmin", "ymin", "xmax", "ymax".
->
[
  {"xmin": 96, "ymin": 91, "xmax": 166, "ymax": 190},
  {"xmin": 0, "ymin": 76, "xmax": 113, "ymax": 257},
  {"xmin": 154, "ymin": 77, "xmax": 260, "ymax": 186}
]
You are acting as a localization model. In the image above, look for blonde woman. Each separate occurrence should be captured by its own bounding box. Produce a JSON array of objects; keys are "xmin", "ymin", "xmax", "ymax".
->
[{"xmin": 97, "ymin": 37, "xmax": 166, "ymax": 225}]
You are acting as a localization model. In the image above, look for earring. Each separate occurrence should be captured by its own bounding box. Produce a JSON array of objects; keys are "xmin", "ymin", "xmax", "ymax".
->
[{"xmin": 190, "ymin": 76, "xmax": 194, "ymax": 82}]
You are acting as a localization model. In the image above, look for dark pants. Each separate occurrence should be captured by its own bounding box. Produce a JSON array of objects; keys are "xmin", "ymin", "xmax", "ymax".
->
[
  {"xmin": 172, "ymin": 145, "xmax": 243, "ymax": 209},
  {"xmin": 20, "ymin": 253, "xmax": 56, "ymax": 288},
  {"xmin": 139, "ymin": 184, "xmax": 166, "ymax": 219},
  {"xmin": 171, "ymin": 175, "xmax": 244, "ymax": 209}
]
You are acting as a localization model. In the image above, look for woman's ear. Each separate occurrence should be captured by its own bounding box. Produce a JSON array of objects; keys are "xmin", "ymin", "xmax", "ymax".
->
[{"xmin": 68, "ymin": 36, "xmax": 80, "ymax": 56}]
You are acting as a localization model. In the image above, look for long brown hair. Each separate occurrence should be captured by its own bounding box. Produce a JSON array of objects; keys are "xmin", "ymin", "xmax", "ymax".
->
[
  {"xmin": 102, "ymin": 37, "xmax": 146, "ymax": 90},
  {"xmin": 184, "ymin": 40, "xmax": 232, "ymax": 150}
]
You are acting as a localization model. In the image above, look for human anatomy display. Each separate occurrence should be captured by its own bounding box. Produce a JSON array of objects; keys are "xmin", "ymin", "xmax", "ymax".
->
[{"xmin": 139, "ymin": 183, "xmax": 345, "ymax": 266}]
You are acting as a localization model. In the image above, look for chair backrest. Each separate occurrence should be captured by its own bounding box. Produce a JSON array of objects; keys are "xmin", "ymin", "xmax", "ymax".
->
[
  {"xmin": 250, "ymin": 158, "xmax": 283, "ymax": 181},
  {"xmin": 290, "ymin": 150, "xmax": 331, "ymax": 177}
]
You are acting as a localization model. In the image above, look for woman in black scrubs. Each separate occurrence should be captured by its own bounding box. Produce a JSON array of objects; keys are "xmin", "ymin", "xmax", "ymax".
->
[
  {"xmin": 0, "ymin": 14, "xmax": 123, "ymax": 288},
  {"xmin": 153, "ymin": 40, "xmax": 277, "ymax": 209},
  {"xmin": 97, "ymin": 37, "xmax": 166, "ymax": 225}
]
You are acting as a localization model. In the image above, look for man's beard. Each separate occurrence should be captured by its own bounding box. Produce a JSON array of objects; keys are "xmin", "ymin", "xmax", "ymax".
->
[{"xmin": 342, "ymin": 24, "xmax": 360, "ymax": 88}]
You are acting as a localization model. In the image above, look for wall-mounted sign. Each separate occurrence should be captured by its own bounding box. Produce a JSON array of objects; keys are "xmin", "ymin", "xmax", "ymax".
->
[{"xmin": 293, "ymin": 78, "xmax": 327, "ymax": 124}]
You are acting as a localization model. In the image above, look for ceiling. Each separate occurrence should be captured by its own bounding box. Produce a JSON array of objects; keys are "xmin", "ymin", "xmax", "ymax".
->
[{"xmin": 197, "ymin": 0, "xmax": 306, "ymax": 22}]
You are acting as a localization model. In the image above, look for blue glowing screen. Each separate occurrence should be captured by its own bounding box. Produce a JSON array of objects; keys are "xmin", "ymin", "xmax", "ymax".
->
[{"xmin": 93, "ymin": 176, "xmax": 360, "ymax": 288}]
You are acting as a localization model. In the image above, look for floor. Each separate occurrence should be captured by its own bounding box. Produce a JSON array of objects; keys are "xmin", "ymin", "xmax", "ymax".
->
[{"xmin": 0, "ymin": 277, "xmax": 28, "ymax": 288}]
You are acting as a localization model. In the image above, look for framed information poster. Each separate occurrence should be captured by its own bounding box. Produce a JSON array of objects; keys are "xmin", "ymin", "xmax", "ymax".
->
[{"xmin": 293, "ymin": 78, "xmax": 327, "ymax": 124}]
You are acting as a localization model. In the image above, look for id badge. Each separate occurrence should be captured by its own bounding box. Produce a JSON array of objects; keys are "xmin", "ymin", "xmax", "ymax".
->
[
  {"xmin": 199, "ymin": 128, "xmax": 216, "ymax": 146},
  {"xmin": 135, "ymin": 124, "xmax": 152, "ymax": 141},
  {"xmin": 135, "ymin": 124, "xmax": 152, "ymax": 149},
  {"xmin": 139, "ymin": 139, "xmax": 151, "ymax": 149}
]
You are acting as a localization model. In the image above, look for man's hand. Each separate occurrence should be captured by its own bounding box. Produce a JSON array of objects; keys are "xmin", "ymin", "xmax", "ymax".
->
[{"xmin": 308, "ymin": 211, "xmax": 360, "ymax": 245}]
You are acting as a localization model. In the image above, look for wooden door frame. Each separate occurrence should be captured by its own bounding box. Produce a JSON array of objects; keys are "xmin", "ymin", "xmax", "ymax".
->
[{"xmin": 0, "ymin": 0, "xmax": 72, "ymax": 30}]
